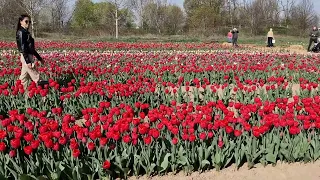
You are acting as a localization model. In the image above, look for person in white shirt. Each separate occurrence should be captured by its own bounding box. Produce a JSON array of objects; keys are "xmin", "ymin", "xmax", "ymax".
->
[{"xmin": 267, "ymin": 28, "xmax": 274, "ymax": 47}]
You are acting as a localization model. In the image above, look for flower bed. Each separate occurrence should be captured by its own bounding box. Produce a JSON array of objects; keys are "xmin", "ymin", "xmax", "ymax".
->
[
  {"xmin": 0, "ymin": 46, "xmax": 319, "ymax": 179},
  {"xmin": 0, "ymin": 41, "xmax": 243, "ymax": 51}
]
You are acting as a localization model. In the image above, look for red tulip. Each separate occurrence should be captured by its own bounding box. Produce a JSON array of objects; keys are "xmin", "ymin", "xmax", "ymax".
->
[
  {"xmin": 218, "ymin": 140, "xmax": 224, "ymax": 148},
  {"xmin": 23, "ymin": 146, "xmax": 33, "ymax": 155},
  {"xmin": 10, "ymin": 138, "xmax": 20, "ymax": 149},
  {"xmin": 0, "ymin": 142, "xmax": 6, "ymax": 152},
  {"xmin": 9, "ymin": 150, "xmax": 16, "ymax": 157},
  {"xmin": 122, "ymin": 135, "xmax": 131, "ymax": 144},
  {"xmin": 99, "ymin": 137, "xmax": 108, "ymax": 147},
  {"xmin": 143, "ymin": 136, "xmax": 152, "ymax": 145},
  {"xmin": 172, "ymin": 137, "xmax": 178, "ymax": 145},
  {"xmin": 234, "ymin": 130, "xmax": 242, "ymax": 137},
  {"xmin": 199, "ymin": 132, "xmax": 207, "ymax": 140},
  {"xmin": 87, "ymin": 142, "xmax": 95, "ymax": 151},
  {"xmin": 103, "ymin": 160, "xmax": 111, "ymax": 169},
  {"xmin": 24, "ymin": 133, "xmax": 34, "ymax": 142}
]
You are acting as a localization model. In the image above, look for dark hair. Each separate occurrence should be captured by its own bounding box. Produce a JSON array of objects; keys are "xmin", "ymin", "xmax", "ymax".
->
[{"xmin": 16, "ymin": 14, "xmax": 31, "ymax": 32}]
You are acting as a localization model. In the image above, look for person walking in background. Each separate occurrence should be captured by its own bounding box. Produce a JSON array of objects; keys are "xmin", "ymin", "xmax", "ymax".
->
[
  {"xmin": 267, "ymin": 28, "xmax": 274, "ymax": 47},
  {"xmin": 307, "ymin": 26, "xmax": 319, "ymax": 52},
  {"xmin": 16, "ymin": 14, "xmax": 44, "ymax": 92},
  {"xmin": 318, "ymin": 27, "xmax": 320, "ymax": 44},
  {"xmin": 231, "ymin": 28, "xmax": 239, "ymax": 47},
  {"xmin": 227, "ymin": 30, "xmax": 233, "ymax": 43}
]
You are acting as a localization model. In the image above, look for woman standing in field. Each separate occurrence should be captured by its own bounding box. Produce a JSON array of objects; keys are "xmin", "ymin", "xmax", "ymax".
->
[
  {"xmin": 227, "ymin": 30, "xmax": 233, "ymax": 43},
  {"xmin": 16, "ymin": 14, "xmax": 44, "ymax": 91},
  {"xmin": 267, "ymin": 28, "xmax": 274, "ymax": 47}
]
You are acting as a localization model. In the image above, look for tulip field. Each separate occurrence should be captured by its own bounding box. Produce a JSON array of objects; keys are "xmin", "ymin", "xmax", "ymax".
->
[{"xmin": 0, "ymin": 41, "xmax": 320, "ymax": 179}]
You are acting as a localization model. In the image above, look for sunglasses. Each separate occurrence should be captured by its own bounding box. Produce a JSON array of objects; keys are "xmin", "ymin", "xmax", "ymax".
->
[{"xmin": 24, "ymin": 20, "xmax": 30, "ymax": 24}]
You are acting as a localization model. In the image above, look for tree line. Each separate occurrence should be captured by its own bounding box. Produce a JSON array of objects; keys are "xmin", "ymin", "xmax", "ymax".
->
[{"xmin": 0, "ymin": 0, "xmax": 319, "ymax": 38}]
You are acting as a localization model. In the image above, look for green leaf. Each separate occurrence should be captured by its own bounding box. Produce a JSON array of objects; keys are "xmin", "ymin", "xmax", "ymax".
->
[
  {"xmin": 8, "ymin": 157, "xmax": 23, "ymax": 174},
  {"xmin": 160, "ymin": 153, "xmax": 171, "ymax": 172},
  {"xmin": 280, "ymin": 149, "xmax": 290, "ymax": 160},
  {"xmin": 49, "ymin": 173, "xmax": 59, "ymax": 180},
  {"xmin": 0, "ymin": 174, "xmax": 8, "ymax": 180},
  {"xmin": 149, "ymin": 163, "xmax": 156, "ymax": 174},
  {"xmin": 7, "ymin": 166, "xmax": 18, "ymax": 180},
  {"xmin": 205, "ymin": 146, "xmax": 213, "ymax": 159},
  {"xmin": 293, "ymin": 148, "xmax": 300, "ymax": 160},
  {"xmin": 37, "ymin": 176, "xmax": 49, "ymax": 180},
  {"xmin": 58, "ymin": 162, "xmax": 65, "ymax": 172},
  {"xmin": 214, "ymin": 153, "xmax": 221, "ymax": 164},
  {"xmin": 177, "ymin": 156, "xmax": 188, "ymax": 165},
  {"xmin": 201, "ymin": 160, "xmax": 210, "ymax": 167},
  {"xmin": 224, "ymin": 155, "xmax": 233, "ymax": 168},
  {"xmin": 20, "ymin": 174, "xmax": 38, "ymax": 180},
  {"xmin": 266, "ymin": 154, "xmax": 277, "ymax": 164},
  {"xmin": 100, "ymin": 176, "xmax": 110, "ymax": 180}
]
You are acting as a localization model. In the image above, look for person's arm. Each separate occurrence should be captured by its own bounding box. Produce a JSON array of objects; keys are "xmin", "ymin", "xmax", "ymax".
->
[
  {"xmin": 28, "ymin": 36, "xmax": 43, "ymax": 62},
  {"xmin": 310, "ymin": 31, "xmax": 315, "ymax": 37},
  {"xmin": 17, "ymin": 30, "xmax": 31, "ymax": 64},
  {"xmin": 33, "ymin": 50, "xmax": 43, "ymax": 62}
]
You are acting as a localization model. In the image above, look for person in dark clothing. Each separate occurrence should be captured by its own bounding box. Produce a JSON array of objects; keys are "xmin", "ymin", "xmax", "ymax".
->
[
  {"xmin": 312, "ymin": 43, "xmax": 320, "ymax": 52},
  {"xmin": 231, "ymin": 28, "xmax": 239, "ymax": 47},
  {"xmin": 16, "ymin": 14, "xmax": 44, "ymax": 91},
  {"xmin": 307, "ymin": 27, "xmax": 320, "ymax": 51}
]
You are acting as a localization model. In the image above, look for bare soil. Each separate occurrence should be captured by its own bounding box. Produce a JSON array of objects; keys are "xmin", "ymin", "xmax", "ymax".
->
[
  {"xmin": 128, "ymin": 161, "xmax": 320, "ymax": 180},
  {"xmin": 241, "ymin": 44, "xmax": 314, "ymax": 55}
]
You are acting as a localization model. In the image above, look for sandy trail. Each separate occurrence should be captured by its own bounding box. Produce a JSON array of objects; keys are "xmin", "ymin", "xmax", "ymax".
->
[{"xmin": 128, "ymin": 161, "xmax": 320, "ymax": 180}]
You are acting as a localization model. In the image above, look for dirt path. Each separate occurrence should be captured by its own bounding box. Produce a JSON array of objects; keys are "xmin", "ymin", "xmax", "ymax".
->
[
  {"xmin": 129, "ymin": 161, "xmax": 320, "ymax": 180},
  {"xmin": 241, "ymin": 44, "xmax": 313, "ymax": 55},
  {"xmin": 220, "ymin": 42, "xmax": 318, "ymax": 55}
]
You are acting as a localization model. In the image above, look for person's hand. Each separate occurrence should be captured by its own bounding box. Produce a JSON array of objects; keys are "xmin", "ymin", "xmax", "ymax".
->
[
  {"xmin": 37, "ymin": 56, "xmax": 42, "ymax": 61},
  {"xmin": 40, "ymin": 59, "xmax": 46, "ymax": 65},
  {"xmin": 27, "ymin": 63, "xmax": 33, "ymax": 69}
]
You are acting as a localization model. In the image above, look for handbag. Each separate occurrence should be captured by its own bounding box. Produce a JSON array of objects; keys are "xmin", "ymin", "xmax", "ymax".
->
[
  {"xmin": 272, "ymin": 39, "xmax": 275, "ymax": 43},
  {"xmin": 38, "ymin": 80, "xmax": 49, "ymax": 88}
]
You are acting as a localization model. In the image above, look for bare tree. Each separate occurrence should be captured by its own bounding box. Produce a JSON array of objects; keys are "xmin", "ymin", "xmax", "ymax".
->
[
  {"xmin": 142, "ymin": 0, "xmax": 168, "ymax": 34},
  {"xmin": 0, "ymin": 0, "xmax": 25, "ymax": 29},
  {"xmin": 184, "ymin": 0, "xmax": 225, "ymax": 34},
  {"xmin": 278, "ymin": 0, "xmax": 295, "ymax": 27},
  {"xmin": 290, "ymin": 0, "xmax": 318, "ymax": 36},
  {"xmin": 50, "ymin": 0, "xmax": 69, "ymax": 32},
  {"xmin": 225, "ymin": 0, "xmax": 239, "ymax": 27},
  {"xmin": 0, "ymin": 0, "xmax": 6, "ymax": 26},
  {"xmin": 13, "ymin": 0, "xmax": 48, "ymax": 38},
  {"xmin": 105, "ymin": 0, "xmax": 131, "ymax": 39},
  {"xmin": 128, "ymin": 0, "xmax": 150, "ymax": 28},
  {"xmin": 164, "ymin": 5, "xmax": 185, "ymax": 34},
  {"xmin": 238, "ymin": 0, "xmax": 279, "ymax": 35}
]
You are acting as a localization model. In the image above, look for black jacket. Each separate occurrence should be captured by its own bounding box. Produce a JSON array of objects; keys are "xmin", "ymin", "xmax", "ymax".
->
[
  {"xmin": 16, "ymin": 27, "xmax": 42, "ymax": 64},
  {"xmin": 232, "ymin": 30, "xmax": 239, "ymax": 39},
  {"xmin": 309, "ymin": 29, "xmax": 320, "ymax": 40}
]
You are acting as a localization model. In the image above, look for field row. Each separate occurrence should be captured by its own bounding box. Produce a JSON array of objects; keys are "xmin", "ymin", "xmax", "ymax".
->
[{"xmin": 0, "ymin": 49, "xmax": 319, "ymax": 179}]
